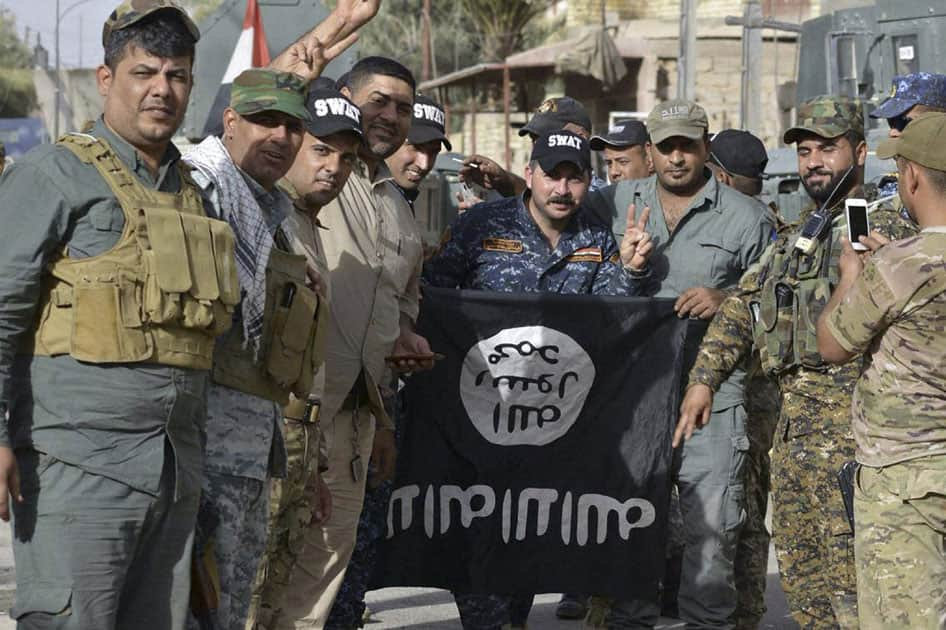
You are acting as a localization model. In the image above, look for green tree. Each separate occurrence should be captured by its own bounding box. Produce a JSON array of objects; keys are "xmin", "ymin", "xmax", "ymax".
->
[
  {"xmin": 459, "ymin": 0, "xmax": 549, "ymax": 62},
  {"xmin": 0, "ymin": 9, "xmax": 38, "ymax": 117}
]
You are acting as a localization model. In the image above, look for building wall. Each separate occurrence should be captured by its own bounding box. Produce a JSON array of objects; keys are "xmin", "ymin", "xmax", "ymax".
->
[{"xmin": 566, "ymin": 0, "xmax": 818, "ymax": 28}]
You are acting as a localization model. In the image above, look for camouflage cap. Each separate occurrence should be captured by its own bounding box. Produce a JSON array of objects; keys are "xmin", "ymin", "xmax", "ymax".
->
[
  {"xmin": 230, "ymin": 69, "xmax": 311, "ymax": 122},
  {"xmin": 646, "ymin": 99, "xmax": 709, "ymax": 145},
  {"xmin": 876, "ymin": 112, "xmax": 946, "ymax": 172},
  {"xmin": 783, "ymin": 96, "xmax": 863, "ymax": 144},
  {"xmin": 102, "ymin": 0, "xmax": 199, "ymax": 46},
  {"xmin": 871, "ymin": 73, "xmax": 946, "ymax": 120}
]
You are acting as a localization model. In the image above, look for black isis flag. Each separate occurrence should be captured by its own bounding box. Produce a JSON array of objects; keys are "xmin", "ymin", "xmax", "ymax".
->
[{"xmin": 374, "ymin": 287, "xmax": 700, "ymax": 599}]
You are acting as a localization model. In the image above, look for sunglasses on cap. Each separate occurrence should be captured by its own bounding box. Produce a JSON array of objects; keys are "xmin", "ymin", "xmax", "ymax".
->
[{"xmin": 888, "ymin": 114, "xmax": 912, "ymax": 132}]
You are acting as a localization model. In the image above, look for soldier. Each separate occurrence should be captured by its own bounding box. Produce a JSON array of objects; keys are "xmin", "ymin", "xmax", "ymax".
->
[
  {"xmin": 325, "ymin": 94, "xmax": 451, "ymax": 630},
  {"xmin": 869, "ymin": 73, "xmax": 946, "ymax": 198},
  {"xmin": 677, "ymin": 96, "xmax": 917, "ymax": 629},
  {"xmin": 253, "ymin": 82, "xmax": 365, "ymax": 630},
  {"xmin": 183, "ymin": 67, "xmax": 320, "ymax": 630},
  {"xmin": 707, "ymin": 129, "xmax": 768, "ymax": 198},
  {"xmin": 386, "ymin": 94, "xmax": 452, "ymax": 206},
  {"xmin": 582, "ymin": 99, "xmax": 775, "ymax": 629},
  {"xmin": 0, "ymin": 1, "xmax": 238, "ymax": 626},
  {"xmin": 870, "ymin": 72, "xmax": 946, "ymax": 139},
  {"xmin": 458, "ymin": 96, "xmax": 606, "ymax": 205},
  {"xmin": 590, "ymin": 119, "xmax": 653, "ymax": 184},
  {"xmin": 264, "ymin": 56, "xmax": 433, "ymax": 628},
  {"xmin": 705, "ymin": 128, "xmax": 780, "ymax": 629},
  {"xmin": 424, "ymin": 129, "xmax": 653, "ymax": 630},
  {"xmin": 817, "ymin": 111, "xmax": 946, "ymax": 629}
]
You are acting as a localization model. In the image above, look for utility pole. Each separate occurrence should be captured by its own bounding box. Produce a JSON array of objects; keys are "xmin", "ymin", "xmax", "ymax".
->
[
  {"xmin": 421, "ymin": 0, "xmax": 432, "ymax": 82},
  {"xmin": 678, "ymin": 0, "xmax": 697, "ymax": 100},
  {"xmin": 725, "ymin": 2, "xmax": 801, "ymax": 134}
]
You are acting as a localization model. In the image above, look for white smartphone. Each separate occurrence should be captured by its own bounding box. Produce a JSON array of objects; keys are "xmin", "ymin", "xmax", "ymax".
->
[{"xmin": 845, "ymin": 198, "xmax": 870, "ymax": 251}]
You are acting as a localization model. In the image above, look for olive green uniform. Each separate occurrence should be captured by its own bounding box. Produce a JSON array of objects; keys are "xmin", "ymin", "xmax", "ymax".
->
[{"xmin": 0, "ymin": 120, "xmax": 237, "ymax": 628}]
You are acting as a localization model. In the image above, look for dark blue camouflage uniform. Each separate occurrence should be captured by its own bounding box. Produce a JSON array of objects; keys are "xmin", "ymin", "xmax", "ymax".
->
[
  {"xmin": 422, "ymin": 193, "xmax": 644, "ymax": 296},
  {"xmin": 419, "ymin": 192, "xmax": 642, "ymax": 629}
]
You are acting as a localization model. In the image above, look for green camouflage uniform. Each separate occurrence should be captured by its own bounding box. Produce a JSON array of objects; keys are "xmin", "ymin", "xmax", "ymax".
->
[
  {"xmin": 733, "ymin": 358, "xmax": 780, "ymax": 629},
  {"xmin": 825, "ymin": 229, "xmax": 946, "ymax": 628},
  {"xmin": 688, "ymin": 97, "xmax": 918, "ymax": 629}
]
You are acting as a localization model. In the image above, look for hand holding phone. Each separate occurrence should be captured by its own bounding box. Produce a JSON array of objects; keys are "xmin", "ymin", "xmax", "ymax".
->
[{"xmin": 845, "ymin": 198, "xmax": 870, "ymax": 251}]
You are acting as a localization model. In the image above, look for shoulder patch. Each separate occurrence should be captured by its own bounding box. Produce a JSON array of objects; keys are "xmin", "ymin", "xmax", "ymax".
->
[
  {"xmin": 483, "ymin": 237, "xmax": 523, "ymax": 253},
  {"xmin": 565, "ymin": 246, "xmax": 603, "ymax": 263}
]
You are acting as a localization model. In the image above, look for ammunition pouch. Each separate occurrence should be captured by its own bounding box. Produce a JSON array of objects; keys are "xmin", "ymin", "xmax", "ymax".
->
[
  {"xmin": 29, "ymin": 134, "xmax": 239, "ymax": 370},
  {"xmin": 212, "ymin": 245, "xmax": 322, "ymax": 405}
]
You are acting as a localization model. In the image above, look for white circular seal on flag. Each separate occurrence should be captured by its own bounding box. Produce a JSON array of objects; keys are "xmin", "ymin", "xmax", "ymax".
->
[{"xmin": 460, "ymin": 325, "xmax": 595, "ymax": 446}]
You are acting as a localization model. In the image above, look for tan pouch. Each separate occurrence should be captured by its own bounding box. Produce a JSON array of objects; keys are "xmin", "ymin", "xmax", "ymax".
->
[
  {"xmin": 145, "ymin": 210, "xmax": 193, "ymax": 294},
  {"xmin": 142, "ymin": 250, "xmax": 182, "ymax": 324},
  {"xmin": 71, "ymin": 279, "xmax": 149, "ymax": 362},
  {"xmin": 265, "ymin": 283, "xmax": 318, "ymax": 388},
  {"xmin": 180, "ymin": 214, "xmax": 220, "ymax": 301}
]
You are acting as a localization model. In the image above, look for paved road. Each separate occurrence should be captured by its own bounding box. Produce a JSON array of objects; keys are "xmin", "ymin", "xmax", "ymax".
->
[{"xmin": 0, "ymin": 522, "xmax": 797, "ymax": 629}]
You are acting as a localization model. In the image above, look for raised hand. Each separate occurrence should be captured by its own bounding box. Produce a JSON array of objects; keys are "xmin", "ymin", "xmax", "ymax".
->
[
  {"xmin": 269, "ymin": 0, "xmax": 380, "ymax": 82},
  {"xmin": 620, "ymin": 203, "xmax": 653, "ymax": 271}
]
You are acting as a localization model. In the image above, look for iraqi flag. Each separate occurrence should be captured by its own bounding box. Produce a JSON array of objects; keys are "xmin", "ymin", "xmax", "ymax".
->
[{"xmin": 202, "ymin": 0, "xmax": 272, "ymax": 136}]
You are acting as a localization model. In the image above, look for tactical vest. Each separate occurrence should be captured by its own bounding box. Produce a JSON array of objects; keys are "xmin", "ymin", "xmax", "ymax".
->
[
  {"xmin": 750, "ymin": 218, "xmax": 843, "ymax": 376},
  {"xmin": 211, "ymin": 231, "xmax": 322, "ymax": 405},
  {"xmin": 30, "ymin": 134, "xmax": 240, "ymax": 370}
]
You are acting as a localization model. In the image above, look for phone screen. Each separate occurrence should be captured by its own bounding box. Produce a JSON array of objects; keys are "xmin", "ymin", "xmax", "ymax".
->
[{"xmin": 846, "ymin": 202, "xmax": 869, "ymax": 247}]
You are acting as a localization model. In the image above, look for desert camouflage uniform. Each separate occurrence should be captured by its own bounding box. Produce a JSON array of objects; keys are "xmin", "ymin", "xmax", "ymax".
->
[
  {"xmin": 688, "ymin": 186, "xmax": 916, "ymax": 629},
  {"xmin": 825, "ymin": 230, "xmax": 946, "ymax": 629}
]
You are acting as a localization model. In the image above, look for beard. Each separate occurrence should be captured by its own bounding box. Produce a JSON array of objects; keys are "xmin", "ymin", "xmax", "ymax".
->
[{"xmin": 802, "ymin": 167, "xmax": 854, "ymax": 204}]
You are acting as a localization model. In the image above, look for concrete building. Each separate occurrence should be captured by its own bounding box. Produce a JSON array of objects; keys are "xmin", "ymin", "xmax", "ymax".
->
[{"xmin": 422, "ymin": 0, "xmax": 871, "ymax": 170}]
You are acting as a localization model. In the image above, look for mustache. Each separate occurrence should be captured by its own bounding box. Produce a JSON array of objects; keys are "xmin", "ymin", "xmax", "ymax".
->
[
  {"xmin": 804, "ymin": 168, "xmax": 833, "ymax": 179},
  {"xmin": 547, "ymin": 195, "xmax": 575, "ymax": 205}
]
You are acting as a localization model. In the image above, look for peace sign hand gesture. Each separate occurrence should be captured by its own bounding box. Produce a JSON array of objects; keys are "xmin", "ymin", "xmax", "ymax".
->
[{"xmin": 620, "ymin": 203, "xmax": 653, "ymax": 271}]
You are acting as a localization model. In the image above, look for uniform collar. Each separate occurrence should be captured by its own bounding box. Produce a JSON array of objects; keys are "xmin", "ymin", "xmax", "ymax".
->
[
  {"xmin": 92, "ymin": 117, "xmax": 180, "ymax": 188},
  {"xmin": 277, "ymin": 178, "xmax": 328, "ymax": 229}
]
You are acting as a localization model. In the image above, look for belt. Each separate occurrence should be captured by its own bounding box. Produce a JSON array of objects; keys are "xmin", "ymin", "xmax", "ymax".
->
[{"xmin": 283, "ymin": 398, "xmax": 320, "ymax": 424}]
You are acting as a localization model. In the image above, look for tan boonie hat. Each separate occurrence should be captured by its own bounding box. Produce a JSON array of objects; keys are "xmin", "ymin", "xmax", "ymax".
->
[
  {"xmin": 646, "ymin": 99, "xmax": 709, "ymax": 145},
  {"xmin": 102, "ymin": 0, "xmax": 199, "ymax": 46},
  {"xmin": 230, "ymin": 69, "xmax": 311, "ymax": 122},
  {"xmin": 783, "ymin": 96, "xmax": 863, "ymax": 144},
  {"xmin": 876, "ymin": 112, "xmax": 946, "ymax": 171}
]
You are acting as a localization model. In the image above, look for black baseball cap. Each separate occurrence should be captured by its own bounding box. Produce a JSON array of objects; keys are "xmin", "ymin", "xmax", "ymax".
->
[
  {"xmin": 519, "ymin": 97, "xmax": 593, "ymax": 138},
  {"xmin": 303, "ymin": 86, "xmax": 364, "ymax": 141},
  {"xmin": 409, "ymin": 95, "xmax": 452, "ymax": 150},
  {"xmin": 530, "ymin": 130, "xmax": 592, "ymax": 174},
  {"xmin": 589, "ymin": 119, "xmax": 649, "ymax": 150},
  {"xmin": 709, "ymin": 129, "xmax": 768, "ymax": 179}
]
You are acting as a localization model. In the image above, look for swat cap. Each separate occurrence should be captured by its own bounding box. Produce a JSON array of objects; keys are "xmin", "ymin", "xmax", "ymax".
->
[
  {"xmin": 409, "ymin": 95, "xmax": 451, "ymax": 150},
  {"xmin": 230, "ymin": 69, "xmax": 310, "ymax": 122},
  {"xmin": 710, "ymin": 129, "xmax": 768, "ymax": 179},
  {"xmin": 871, "ymin": 73, "xmax": 946, "ymax": 120},
  {"xmin": 646, "ymin": 99, "xmax": 709, "ymax": 145},
  {"xmin": 784, "ymin": 96, "xmax": 863, "ymax": 144},
  {"xmin": 303, "ymin": 86, "xmax": 363, "ymax": 140},
  {"xmin": 589, "ymin": 119, "xmax": 649, "ymax": 151},
  {"xmin": 530, "ymin": 130, "xmax": 592, "ymax": 174},
  {"xmin": 519, "ymin": 97, "xmax": 593, "ymax": 138},
  {"xmin": 876, "ymin": 112, "xmax": 946, "ymax": 171},
  {"xmin": 102, "ymin": 0, "xmax": 199, "ymax": 46}
]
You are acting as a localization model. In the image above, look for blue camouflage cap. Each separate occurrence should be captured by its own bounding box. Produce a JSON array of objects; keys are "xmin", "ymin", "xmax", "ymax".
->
[{"xmin": 870, "ymin": 72, "xmax": 946, "ymax": 119}]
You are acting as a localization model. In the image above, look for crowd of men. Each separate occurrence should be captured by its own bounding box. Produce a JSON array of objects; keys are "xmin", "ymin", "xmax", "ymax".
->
[{"xmin": 0, "ymin": 0, "xmax": 943, "ymax": 629}]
